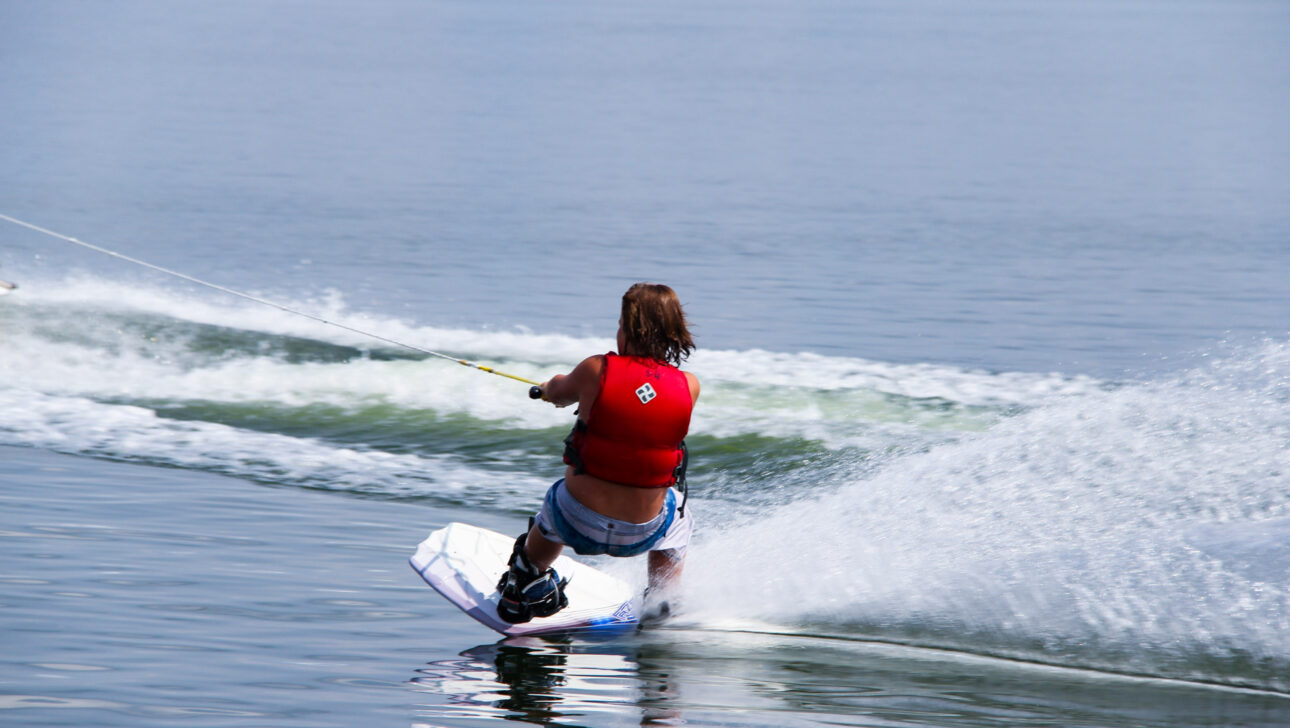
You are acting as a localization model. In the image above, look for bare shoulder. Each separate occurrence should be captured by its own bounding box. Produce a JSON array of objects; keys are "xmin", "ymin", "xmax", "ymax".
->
[
  {"xmin": 569, "ymin": 354, "xmax": 608, "ymax": 401},
  {"xmin": 571, "ymin": 353, "xmax": 607, "ymax": 381},
  {"xmin": 683, "ymin": 370, "xmax": 700, "ymax": 403},
  {"xmin": 541, "ymin": 354, "xmax": 607, "ymax": 407}
]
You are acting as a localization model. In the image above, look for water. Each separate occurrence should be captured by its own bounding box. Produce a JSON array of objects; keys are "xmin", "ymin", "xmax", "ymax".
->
[{"xmin": 2, "ymin": 0, "xmax": 1289, "ymax": 726}]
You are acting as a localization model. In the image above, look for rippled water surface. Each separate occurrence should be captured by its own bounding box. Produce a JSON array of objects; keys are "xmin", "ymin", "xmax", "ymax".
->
[
  {"xmin": 5, "ymin": 446, "xmax": 1290, "ymax": 728},
  {"xmin": 3, "ymin": 0, "xmax": 1289, "ymax": 725}
]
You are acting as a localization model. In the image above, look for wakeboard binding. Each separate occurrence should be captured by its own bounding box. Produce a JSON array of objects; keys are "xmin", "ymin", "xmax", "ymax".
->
[{"xmin": 496, "ymin": 530, "xmax": 568, "ymax": 624}]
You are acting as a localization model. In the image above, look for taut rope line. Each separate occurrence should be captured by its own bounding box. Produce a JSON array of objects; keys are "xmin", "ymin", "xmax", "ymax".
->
[{"xmin": 0, "ymin": 213, "xmax": 541, "ymax": 388}]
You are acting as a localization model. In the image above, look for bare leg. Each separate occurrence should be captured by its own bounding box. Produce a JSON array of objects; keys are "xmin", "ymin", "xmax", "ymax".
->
[
  {"xmin": 524, "ymin": 522, "xmax": 564, "ymax": 572},
  {"xmin": 647, "ymin": 550, "xmax": 683, "ymax": 595}
]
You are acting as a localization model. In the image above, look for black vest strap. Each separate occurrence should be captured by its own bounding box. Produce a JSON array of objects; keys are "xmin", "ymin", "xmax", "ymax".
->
[
  {"xmin": 562, "ymin": 420, "xmax": 588, "ymax": 475},
  {"xmin": 674, "ymin": 440, "xmax": 689, "ymax": 517}
]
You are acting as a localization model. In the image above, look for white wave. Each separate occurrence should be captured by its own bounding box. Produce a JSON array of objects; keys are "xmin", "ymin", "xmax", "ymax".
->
[
  {"xmin": 0, "ymin": 386, "xmax": 546, "ymax": 501},
  {"xmin": 1, "ymin": 274, "xmax": 1087, "ymax": 450},
  {"xmin": 7, "ymin": 273, "xmax": 606, "ymax": 364},
  {"xmin": 683, "ymin": 340, "xmax": 1290, "ymax": 682},
  {"xmin": 0, "ymin": 332, "xmax": 569, "ymax": 429},
  {"xmin": 692, "ymin": 348, "xmax": 1106, "ymax": 406}
]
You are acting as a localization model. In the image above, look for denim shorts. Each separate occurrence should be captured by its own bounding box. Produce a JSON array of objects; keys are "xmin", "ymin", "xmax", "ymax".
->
[{"xmin": 533, "ymin": 479, "xmax": 692, "ymax": 560}]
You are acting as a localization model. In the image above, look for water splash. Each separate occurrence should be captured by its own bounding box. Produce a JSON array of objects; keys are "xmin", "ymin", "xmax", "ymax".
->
[{"xmin": 685, "ymin": 340, "xmax": 1290, "ymax": 691}]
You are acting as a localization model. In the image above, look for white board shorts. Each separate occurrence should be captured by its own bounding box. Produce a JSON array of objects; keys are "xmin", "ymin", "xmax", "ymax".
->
[{"xmin": 533, "ymin": 478, "xmax": 692, "ymax": 560}]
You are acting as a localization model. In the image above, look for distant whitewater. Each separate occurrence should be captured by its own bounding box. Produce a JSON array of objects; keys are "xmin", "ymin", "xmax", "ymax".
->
[{"xmin": 0, "ymin": 275, "xmax": 1096, "ymax": 498}]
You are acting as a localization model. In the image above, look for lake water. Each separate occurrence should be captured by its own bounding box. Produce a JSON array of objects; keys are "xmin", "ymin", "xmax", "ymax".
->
[{"xmin": 2, "ymin": 0, "xmax": 1289, "ymax": 726}]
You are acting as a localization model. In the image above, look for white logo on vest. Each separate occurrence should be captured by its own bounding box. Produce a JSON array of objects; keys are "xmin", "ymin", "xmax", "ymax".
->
[{"xmin": 635, "ymin": 382, "xmax": 657, "ymax": 404}]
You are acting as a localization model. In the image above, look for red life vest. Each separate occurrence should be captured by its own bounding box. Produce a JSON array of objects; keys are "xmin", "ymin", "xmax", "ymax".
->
[{"xmin": 563, "ymin": 353, "xmax": 693, "ymax": 488}]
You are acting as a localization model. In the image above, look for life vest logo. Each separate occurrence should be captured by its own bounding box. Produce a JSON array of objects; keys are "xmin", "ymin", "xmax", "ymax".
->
[{"xmin": 635, "ymin": 383, "xmax": 657, "ymax": 404}]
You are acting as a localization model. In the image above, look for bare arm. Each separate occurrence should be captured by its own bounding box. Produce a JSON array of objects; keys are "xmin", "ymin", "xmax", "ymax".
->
[{"xmin": 538, "ymin": 355, "xmax": 605, "ymax": 409}]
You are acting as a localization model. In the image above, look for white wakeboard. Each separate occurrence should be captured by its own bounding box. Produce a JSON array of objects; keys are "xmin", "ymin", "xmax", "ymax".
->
[{"xmin": 410, "ymin": 522, "xmax": 638, "ymax": 637}]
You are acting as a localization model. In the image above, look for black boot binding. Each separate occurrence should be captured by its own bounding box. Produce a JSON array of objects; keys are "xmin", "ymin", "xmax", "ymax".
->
[{"xmin": 496, "ymin": 529, "xmax": 568, "ymax": 624}]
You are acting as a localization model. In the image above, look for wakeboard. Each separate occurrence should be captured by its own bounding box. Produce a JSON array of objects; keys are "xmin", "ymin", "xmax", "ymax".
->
[{"xmin": 410, "ymin": 522, "xmax": 638, "ymax": 637}]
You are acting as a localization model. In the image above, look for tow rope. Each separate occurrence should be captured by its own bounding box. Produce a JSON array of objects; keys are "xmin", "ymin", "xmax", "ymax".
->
[{"xmin": 0, "ymin": 212, "xmax": 541, "ymax": 391}]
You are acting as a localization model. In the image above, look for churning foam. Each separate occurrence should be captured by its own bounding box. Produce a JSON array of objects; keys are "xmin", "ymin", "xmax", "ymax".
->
[
  {"xmin": 684, "ymin": 339, "xmax": 1290, "ymax": 689},
  {"xmin": 2, "ymin": 275, "xmax": 1101, "ymax": 427}
]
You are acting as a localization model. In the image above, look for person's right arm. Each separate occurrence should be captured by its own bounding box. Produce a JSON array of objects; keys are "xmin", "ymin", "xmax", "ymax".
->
[{"xmin": 538, "ymin": 355, "xmax": 605, "ymax": 409}]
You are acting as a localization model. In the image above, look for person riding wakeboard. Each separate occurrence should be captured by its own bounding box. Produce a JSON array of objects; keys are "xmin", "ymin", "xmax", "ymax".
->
[{"xmin": 496, "ymin": 282, "xmax": 700, "ymax": 624}]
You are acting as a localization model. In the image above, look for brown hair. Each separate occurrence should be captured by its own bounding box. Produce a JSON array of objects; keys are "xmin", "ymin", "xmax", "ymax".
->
[{"xmin": 620, "ymin": 282, "xmax": 695, "ymax": 366}]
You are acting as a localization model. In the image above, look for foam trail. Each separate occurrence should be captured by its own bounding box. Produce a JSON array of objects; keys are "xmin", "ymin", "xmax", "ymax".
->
[
  {"xmin": 0, "ymin": 275, "xmax": 1087, "ymax": 448},
  {"xmin": 6, "ymin": 274, "xmax": 1104, "ymax": 395},
  {"xmin": 0, "ymin": 276, "xmax": 1043, "ymax": 515},
  {"xmin": 684, "ymin": 340, "xmax": 1290, "ymax": 690},
  {"xmin": 0, "ymin": 387, "xmax": 546, "ymax": 501}
]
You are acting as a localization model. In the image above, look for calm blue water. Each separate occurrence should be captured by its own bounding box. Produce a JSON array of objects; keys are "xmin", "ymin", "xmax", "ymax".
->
[{"xmin": 2, "ymin": 0, "xmax": 1289, "ymax": 726}]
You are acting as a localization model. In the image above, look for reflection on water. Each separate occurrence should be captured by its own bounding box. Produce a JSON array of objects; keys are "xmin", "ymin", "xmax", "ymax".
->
[
  {"xmin": 411, "ymin": 628, "xmax": 1290, "ymax": 728},
  {"xmin": 412, "ymin": 634, "xmax": 681, "ymax": 727}
]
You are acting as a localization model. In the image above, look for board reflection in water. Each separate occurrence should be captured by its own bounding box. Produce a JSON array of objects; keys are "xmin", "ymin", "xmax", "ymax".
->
[
  {"xmin": 412, "ymin": 635, "xmax": 681, "ymax": 727},
  {"xmin": 411, "ymin": 630, "xmax": 1290, "ymax": 728}
]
